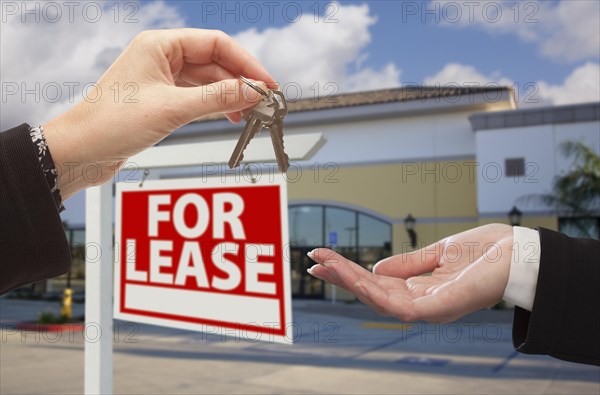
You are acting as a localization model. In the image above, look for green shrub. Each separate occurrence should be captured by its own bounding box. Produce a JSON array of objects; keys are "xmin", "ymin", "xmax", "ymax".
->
[{"xmin": 37, "ymin": 310, "xmax": 70, "ymax": 324}]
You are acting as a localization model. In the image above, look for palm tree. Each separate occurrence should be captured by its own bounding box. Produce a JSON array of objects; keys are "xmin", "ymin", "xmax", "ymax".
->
[{"xmin": 520, "ymin": 141, "xmax": 600, "ymax": 238}]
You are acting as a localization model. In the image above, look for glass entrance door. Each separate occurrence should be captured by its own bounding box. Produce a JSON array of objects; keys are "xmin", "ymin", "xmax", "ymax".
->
[
  {"xmin": 288, "ymin": 204, "xmax": 392, "ymax": 300},
  {"xmin": 290, "ymin": 246, "xmax": 324, "ymax": 298}
]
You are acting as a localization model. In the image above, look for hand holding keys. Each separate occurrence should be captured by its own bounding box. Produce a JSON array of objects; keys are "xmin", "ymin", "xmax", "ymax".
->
[{"xmin": 228, "ymin": 77, "xmax": 289, "ymax": 172}]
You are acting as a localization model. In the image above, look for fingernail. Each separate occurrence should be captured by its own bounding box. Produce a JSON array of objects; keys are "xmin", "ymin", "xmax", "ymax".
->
[
  {"xmin": 307, "ymin": 266, "xmax": 315, "ymax": 275},
  {"xmin": 307, "ymin": 250, "xmax": 315, "ymax": 259},
  {"xmin": 372, "ymin": 261, "xmax": 381, "ymax": 274}
]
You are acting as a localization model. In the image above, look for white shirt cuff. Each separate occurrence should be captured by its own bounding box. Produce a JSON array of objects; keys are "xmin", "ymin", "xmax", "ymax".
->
[{"xmin": 502, "ymin": 226, "xmax": 541, "ymax": 311}]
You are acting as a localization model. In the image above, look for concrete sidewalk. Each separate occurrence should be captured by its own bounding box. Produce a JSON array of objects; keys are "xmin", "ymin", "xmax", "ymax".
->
[{"xmin": 1, "ymin": 298, "xmax": 598, "ymax": 394}]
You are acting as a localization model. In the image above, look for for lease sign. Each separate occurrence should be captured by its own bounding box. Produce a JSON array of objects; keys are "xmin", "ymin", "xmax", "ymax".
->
[{"xmin": 114, "ymin": 175, "xmax": 291, "ymax": 343}]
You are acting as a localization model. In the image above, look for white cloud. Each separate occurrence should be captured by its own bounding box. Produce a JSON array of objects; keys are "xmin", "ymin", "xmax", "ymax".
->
[
  {"xmin": 424, "ymin": 63, "xmax": 513, "ymax": 86},
  {"xmin": 538, "ymin": 1, "xmax": 600, "ymax": 62},
  {"xmin": 345, "ymin": 63, "xmax": 402, "ymax": 92},
  {"xmin": 0, "ymin": 1, "xmax": 185, "ymax": 130},
  {"xmin": 536, "ymin": 63, "xmax": 600, "ymax": 106},
  {"xmin": 1, "ymin": 1, "xmax": 401, "ymax": 130},
  {"xmin": 424, "ymin": 62, "xmax": 600, "ymax": 107},
  {"xmin": 432, "ymin": 0, "xmax": 600, "ymax": 63},
  {"xmin": 233, "ymin": 3, "xmax": 401, "ymax": 97}
]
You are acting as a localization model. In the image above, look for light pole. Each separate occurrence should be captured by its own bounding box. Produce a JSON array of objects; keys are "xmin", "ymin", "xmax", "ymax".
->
[
  {"xmin": 508, "ymin": 206, "xmax": 522, "ymax": 227},
  {"xmin": 404, "ymin": 214, "xmax": 417, "ymax": 249}
]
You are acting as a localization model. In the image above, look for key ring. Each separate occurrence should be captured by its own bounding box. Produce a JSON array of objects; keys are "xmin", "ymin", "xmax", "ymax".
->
[{"xmin": 239, "ymin": 76, "xmax": 269, "ymax": 98}]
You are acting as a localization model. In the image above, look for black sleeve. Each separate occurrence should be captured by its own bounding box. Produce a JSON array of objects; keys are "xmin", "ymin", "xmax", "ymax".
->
[
  {"xmin": 0, "ymin": 124, "xmax": 71, "ymax": 294},
  {"xmin": 512, "ymin": 227, "xmax": 600, "ymax": 366}
]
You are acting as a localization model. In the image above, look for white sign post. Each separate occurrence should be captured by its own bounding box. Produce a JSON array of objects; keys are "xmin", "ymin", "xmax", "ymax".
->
[
  {"xmin": 84, "ymin": 133, "xmax": 324, "ymax": 394},
  {"xmin": 84, "ymin": 183, "xmax": 113, "ymax": 395}
]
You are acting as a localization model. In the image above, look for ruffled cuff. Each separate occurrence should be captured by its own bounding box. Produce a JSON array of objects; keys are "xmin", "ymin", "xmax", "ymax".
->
[{"xmin": 28, "ymin": 125, "xmax": 64, "ymax": 212}]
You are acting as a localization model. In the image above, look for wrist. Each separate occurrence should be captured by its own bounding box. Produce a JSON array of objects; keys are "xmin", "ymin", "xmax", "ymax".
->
[
  {"xmin": 494, "ymin": 225, "xmax": 515, "ymax": 303},
  {"xmin": 43, "ymin": 116, "xmax": 77, "ymax": 199},
  {"xmin": 43, "ymin": 109, "xmax": 106, "ymax": 199}
]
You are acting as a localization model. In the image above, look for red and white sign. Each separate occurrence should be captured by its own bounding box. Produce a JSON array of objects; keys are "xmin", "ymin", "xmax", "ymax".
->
[{"xmin": 114, "ymin": 175, "xmax": 292, "ymax": 343}]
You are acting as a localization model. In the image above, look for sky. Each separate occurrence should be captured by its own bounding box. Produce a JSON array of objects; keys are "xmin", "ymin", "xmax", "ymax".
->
[{"xmin": 1, "ymin": 0, "xmax": 599, "ymax": 130}]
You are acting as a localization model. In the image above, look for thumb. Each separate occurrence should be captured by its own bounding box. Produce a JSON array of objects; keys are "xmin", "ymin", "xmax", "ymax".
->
[
  {"xmin": 373, "ymin": 242, "xmax": 442, "ymax": 278},
  {"xmin": 175, "ymin": 78, "xmax": 266, "ymax": 123}
]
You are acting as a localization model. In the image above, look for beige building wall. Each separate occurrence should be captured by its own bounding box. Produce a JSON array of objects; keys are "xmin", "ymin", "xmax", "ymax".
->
[{"xmin": 288, "ymin": 159, "xmax": 481, "ymax": 253}]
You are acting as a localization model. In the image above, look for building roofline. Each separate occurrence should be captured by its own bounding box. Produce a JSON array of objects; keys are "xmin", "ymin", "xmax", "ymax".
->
[
  {"xmin": 469, "ymin": 101, "xmax": 600, "ymax": 131},
  {"xmin": 195, "ymin": 86, "xmax": 514, "ymax": 122},
  {"xmin": 165, "ymin": 86, "xmax": 514, "ymax": 143}
]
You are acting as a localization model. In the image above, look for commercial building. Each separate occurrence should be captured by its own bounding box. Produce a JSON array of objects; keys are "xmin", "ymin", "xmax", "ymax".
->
[{"xmin": 57, "ymin": 88, "xmax": 599, "ymax": 300}]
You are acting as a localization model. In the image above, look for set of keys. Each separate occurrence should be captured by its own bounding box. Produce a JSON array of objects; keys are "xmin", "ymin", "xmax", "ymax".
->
[{"xmin": 228, "ymin": 76, "xmax": 290, "ymax": 172}]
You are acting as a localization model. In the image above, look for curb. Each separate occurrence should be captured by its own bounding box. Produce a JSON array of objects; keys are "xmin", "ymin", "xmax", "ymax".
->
[{"xmin": 15, "ymin": 322, "xmax": 85, "ymax": 332}]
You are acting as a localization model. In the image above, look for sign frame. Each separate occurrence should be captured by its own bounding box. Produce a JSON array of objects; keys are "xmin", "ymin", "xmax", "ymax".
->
[{"xmin": 113, "ymin": 175, "xmax": 292, "ymax": 343}]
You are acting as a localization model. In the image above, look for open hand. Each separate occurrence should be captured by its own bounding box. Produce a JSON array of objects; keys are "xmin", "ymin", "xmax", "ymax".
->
[{"xmin": 307, "ymin": 224, "xmax": 513, "ymax": 323}]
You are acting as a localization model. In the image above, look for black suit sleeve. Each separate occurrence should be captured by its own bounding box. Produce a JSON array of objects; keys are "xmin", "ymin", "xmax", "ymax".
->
[
  {"xmin": 512, "ymin": 227, "xmax": 600, "ymax": 366},
  {"xmin": 0, "ymin": 124, "xmax": 71, "ymax": 294}
]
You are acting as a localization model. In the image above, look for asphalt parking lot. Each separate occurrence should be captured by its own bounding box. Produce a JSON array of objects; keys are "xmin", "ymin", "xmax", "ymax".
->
[{"xmin": 1, "ymin": 298, "xmax": 599, "ymax": 394}]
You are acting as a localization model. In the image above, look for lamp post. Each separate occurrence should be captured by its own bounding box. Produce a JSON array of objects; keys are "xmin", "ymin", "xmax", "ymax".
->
[
  {"xmin": 508, "ymin": 206, "xmax": 522, "ymax": 227},
  {"xmin": 404, "ymin": 214, "xmax": 417, "ymax": 249}
]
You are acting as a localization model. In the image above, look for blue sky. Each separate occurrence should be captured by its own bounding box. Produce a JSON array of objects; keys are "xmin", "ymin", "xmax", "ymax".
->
[
  {"xmin": 2, "ymin": 0, "xmax": 598, "ymax": 130},
  {"xmin": 167, "ymin": 0, "xmax": 570, "ymax": 83},
  {"xmin": 154, "ymin": 0, "xmax": 599, "ymax": 104}
]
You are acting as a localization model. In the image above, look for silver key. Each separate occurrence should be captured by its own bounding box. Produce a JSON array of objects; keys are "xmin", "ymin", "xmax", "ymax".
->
[
  {"xmin": 268, "ymin": 90, "xmax": 289, "ymax": 172},
  {"xmin": 228, "ymin": 93, "xmax": 277, "ymax": 169}
]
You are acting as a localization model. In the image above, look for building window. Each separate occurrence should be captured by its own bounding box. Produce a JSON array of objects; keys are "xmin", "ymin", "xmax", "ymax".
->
[
  {"xmin": 289, "ymin": 204, "xmax": 392, "ymax": 298},
  {"xmin": 325, "ymin": 206, "xmax": 358, "ymax": 262},
  {"xmin": 290, "ymin": 205, "xmax": 323, "ymax": 247},
  {"xmin": 358, "ymin": 214, "xmax": 393, "ymax": 271},
  {"xmin": 505, "ymin": 158, "xmax": 525, "ymax": 177}
]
